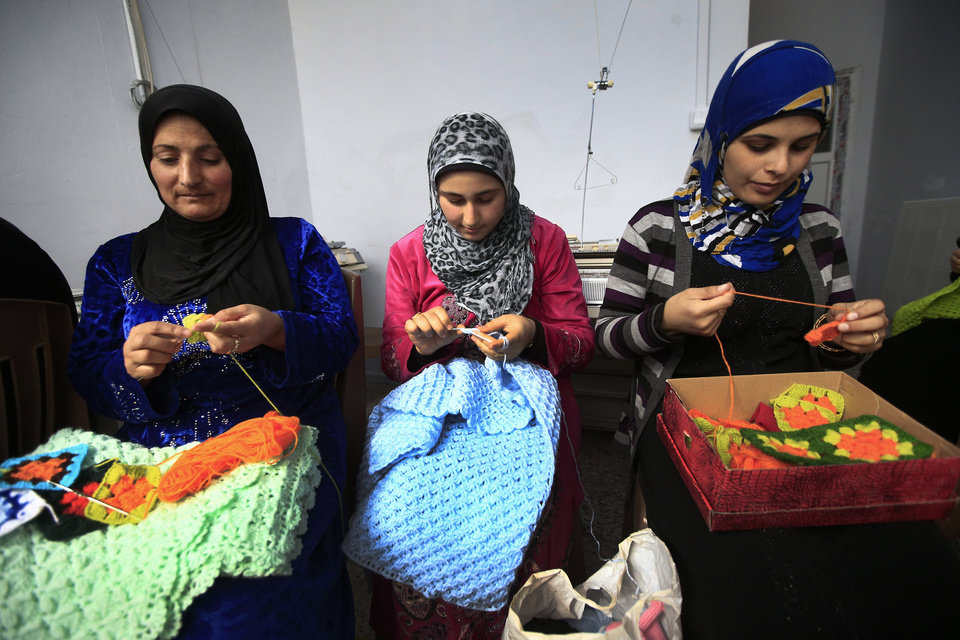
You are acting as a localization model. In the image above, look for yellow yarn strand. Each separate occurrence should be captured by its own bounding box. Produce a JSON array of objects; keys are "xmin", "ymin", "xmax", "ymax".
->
[
  {"xmin": 227, "ymin": 352, "xmax": 345, "ymax": 535},
  {"xmin": 229, "ymin": 353, "xmax": 282, "ymax": 414}
]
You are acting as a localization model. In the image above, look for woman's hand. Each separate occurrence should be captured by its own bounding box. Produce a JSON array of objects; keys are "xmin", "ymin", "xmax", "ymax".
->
[
  {"xmin": 123, "ymin": 321, "xmax": 192, "ymax": 382},
  {"xmin": 404, "ymin": 306, "xmax": 457, "ymax": 356},
  {"xmin": 475, "ymin": 314, "xmax": 537, "ymax": 361},
  {"xmin": 661, "ymin": 283, "xmax": 736, "ymax": 337},
  {"xmin": 190, "ymin": 304, "xmax": 285, "ymax": 354},
  {"xmin": 950, "ymin": 247, "xmax": 960, "ymax": 275},
  {"xmin": 827, "ymin": 299, "xmax": 888, "ymax": 353}
]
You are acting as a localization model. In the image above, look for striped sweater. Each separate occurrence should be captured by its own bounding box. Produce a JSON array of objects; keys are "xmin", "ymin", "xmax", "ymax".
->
[{"xmin": 595, "ymin": 200, "xmax": 860, "ymax": 450}]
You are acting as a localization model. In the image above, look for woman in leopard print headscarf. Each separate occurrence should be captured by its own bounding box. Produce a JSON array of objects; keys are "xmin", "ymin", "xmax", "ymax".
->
[
  {"xmin": 421, "ymin": 112, "xmax": 535, "ymax": 322},
  {"xmin": 375, "ymin": 112, "xmax": 595, "ymax": 638}
]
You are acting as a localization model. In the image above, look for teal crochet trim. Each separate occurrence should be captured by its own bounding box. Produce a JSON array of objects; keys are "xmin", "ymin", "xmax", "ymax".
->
[
  {"xmin": 0, "ymin": 425, "xmax": 322, "ymax": 640},
  {"xmin": 343, "ymin": 357, "xmax": 561, "ymax": 612}
]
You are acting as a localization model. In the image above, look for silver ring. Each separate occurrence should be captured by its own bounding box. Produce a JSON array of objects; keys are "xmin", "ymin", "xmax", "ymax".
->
[
  {"xmin": 232, "ymin": 336, "xmax": 241, "ymax": 353},
  {"xmin": 135, "ymin": 376, "xmax": 144, "ymax": 382}
]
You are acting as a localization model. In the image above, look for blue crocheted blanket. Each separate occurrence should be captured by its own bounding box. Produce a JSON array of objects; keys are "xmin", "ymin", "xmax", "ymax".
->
[{"xmin": 343, "ymin": 357, "xmax": 561, "ymax": 611}]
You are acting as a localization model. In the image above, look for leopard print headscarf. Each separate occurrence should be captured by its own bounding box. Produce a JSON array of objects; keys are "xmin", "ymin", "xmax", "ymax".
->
[{"xmin": 423, "ymin": 112, "xmax": 534, "ymax": 323}]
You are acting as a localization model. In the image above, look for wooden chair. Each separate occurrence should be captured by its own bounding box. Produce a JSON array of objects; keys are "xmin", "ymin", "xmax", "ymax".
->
[
  {"xmin": 335, "ymin": 269, "xmax": 367, "ymax": 516},
  {"xmin": 0, "ymin": 298, "xmax": 88, "ymax": 460}
]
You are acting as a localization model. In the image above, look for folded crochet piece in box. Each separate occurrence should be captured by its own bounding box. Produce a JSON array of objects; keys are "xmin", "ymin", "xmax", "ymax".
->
[{"xmin": 343, "ymin": 357, "xmax": 561, "ymax": 611}]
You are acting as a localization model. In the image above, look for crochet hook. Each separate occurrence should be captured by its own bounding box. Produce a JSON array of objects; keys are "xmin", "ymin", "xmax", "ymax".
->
[
  {"xmin": 454, "ymin": 327, "xmax": 496, "ymax": 343},
  {"xmin": 49, "ymin": 480, "xmax": 139, "ymax": 520}
]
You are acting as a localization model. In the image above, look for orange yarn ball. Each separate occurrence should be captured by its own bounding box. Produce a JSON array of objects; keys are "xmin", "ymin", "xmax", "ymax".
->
[{"xmin": 157, "ymin": 411, "xmax": 300, "ymax": 503}]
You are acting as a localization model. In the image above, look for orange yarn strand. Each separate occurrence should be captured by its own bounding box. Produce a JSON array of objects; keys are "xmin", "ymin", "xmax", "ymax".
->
[
  {"xmin": 732, "ymin": 290, "xmax": 845, "ymax": 312},
  {"xmin": 714, "ymin": 332, "xmax": 735, "ymax": 422},
  {"xmin": 712, "ymin": 292, "xmax": 848, "ymax": 420},
  {"xmin": 156, "ymin": 411, "xmax": 300, "ymax": 503}
]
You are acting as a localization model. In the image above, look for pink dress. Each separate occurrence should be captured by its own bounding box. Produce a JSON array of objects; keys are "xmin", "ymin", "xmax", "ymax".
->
[{"xmin": 375, "ymin": 214, "xmax": 594, "ymax": 638}]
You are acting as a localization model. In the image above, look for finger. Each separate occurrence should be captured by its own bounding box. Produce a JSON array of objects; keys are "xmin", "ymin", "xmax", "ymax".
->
[
  {"xmin": 711, "ymin": 282, "xmax": 734, "ymax": 297},
  {"xmin": 205, "ymin": 334, "xmax": 238, "ymax": 354},
  {"xmin": 135, "ymin": 321, "xmax": 192, "ymax": 340},
  {"xmin": 135, "ymin": 334, "xmax": 185, "ymax": 355},
  {"xmin": 694, "ymin": 282, "xmax": 734, "ymax": 302},
  {"xmin": 424, "ymin": 314, "xmax": 453, "ymax": 338},
  {"xmin": 475, "ymin": 342, "xmax": 499, "ymax": 359},
  {"xmin": 190, "ymin": 317, "xmax": 226, "ymax": 334},
  {"xmin": 497, "ymin": 335, "xmax": 511, "ymax": 352}
]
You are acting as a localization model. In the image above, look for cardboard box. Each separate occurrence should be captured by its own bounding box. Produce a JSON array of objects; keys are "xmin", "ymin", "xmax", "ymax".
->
[{"xmin": 658, "ymin": 371, "xmax": 960, "ymax": 531}]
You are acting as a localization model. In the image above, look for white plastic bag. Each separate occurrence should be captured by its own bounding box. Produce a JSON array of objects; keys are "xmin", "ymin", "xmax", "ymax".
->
[{"xmin": 502, "ymin": 529, "xmax": 682, "ymax": 639}]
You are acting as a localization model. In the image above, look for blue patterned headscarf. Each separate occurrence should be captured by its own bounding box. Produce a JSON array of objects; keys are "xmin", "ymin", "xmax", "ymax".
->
[{"xmin": 674, "ymin": 40, "xmax": 835, "ymax": 271}]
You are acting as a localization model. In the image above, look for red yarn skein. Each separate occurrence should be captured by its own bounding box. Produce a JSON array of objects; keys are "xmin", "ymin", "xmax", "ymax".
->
[{"xmin": 157, "ymin": 411, "xmax": 300, "ymax": 503}]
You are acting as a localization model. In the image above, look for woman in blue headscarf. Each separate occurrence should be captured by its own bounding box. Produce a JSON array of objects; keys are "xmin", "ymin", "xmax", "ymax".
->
[{"xmin": 596, "ymin": 41, "xmax": 959, "ymax": 638}]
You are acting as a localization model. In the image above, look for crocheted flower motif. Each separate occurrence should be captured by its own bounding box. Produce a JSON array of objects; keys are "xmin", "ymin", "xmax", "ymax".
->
[
  {"xmin": 772, "ymin": 384, "xmax": 844, "ymax": 430},
  {"xmin": 751, "ymin": 432, "xmax": 822, "ymax": 462},
  {"xmin": 776, "ymin": 402, "xmax": 833, "ymax": 430},
  {"xmin": 61, "ymin": 481, "xmax": 101, "ymax": 516},
  {"xmin": 742, "ymin": 415, "xmax": 934, "ymax": 466},
  {"xmin": 183, "ymin": 313, "xmax": 214, "ymax": 343},
  {"xmin": 822, "ymin": 422, "xmax": 915, "ymax": 462},
  {"xmin": 85, "ymin": 462, "xmax": 161, "ymax": 525}
]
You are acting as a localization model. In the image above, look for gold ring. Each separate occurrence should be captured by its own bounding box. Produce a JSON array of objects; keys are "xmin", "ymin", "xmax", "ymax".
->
[{"xmin": 871, "ymin": 331, "xmax": 880, "ymax": 344}]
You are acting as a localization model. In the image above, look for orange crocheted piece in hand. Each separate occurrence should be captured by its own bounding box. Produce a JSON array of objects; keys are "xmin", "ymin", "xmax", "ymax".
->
[{"xmin": 804, "ymin": 313, "xmax": 847, "ymax": 346}]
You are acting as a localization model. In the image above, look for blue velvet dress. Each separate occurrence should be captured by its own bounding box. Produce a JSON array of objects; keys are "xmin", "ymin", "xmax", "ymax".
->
[{"xmin": 68, "ymin": 216, "xmax": 358, "ymax": 638}]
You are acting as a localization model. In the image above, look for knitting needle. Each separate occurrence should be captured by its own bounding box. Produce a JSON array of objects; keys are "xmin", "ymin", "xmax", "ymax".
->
[{"xmin": 49, "ymin": 480, "xmax": 139, "ymax": 520}]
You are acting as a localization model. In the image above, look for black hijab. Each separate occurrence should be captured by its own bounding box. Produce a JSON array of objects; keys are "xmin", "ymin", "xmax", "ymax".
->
[{"xmin": 130, "ymin": 84, "xmax": 294, "ymax": 312}]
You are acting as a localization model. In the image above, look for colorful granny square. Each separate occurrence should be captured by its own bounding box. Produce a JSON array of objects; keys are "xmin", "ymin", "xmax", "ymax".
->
[
  {"xmin": 0, "ymin": 444, "xmax": 88, "ymax": 491},
  {"xmin": 772, "ymin": 385, "xmax": 844, "ymax": 431},
  {"xmin": 780, "ymin": 384, "xmax": 844, "ymax": 416},
  {"xmin": 84, "ymin": 462, "xmax": 161, "ymax": 525},
  {"xmin": 34, "ymin": 465, "xmax": 109, "ymax": 542},
  {"xmin": 741, "ymin": 415, "xmax": 934, "ymax": 466},
  {"xmin": 0, "ymin": 490, "xmax": 55, "ymax": 537},
  {"xmin": 727, "ymin": 441, "xmax": 793, "ymax": 470}
]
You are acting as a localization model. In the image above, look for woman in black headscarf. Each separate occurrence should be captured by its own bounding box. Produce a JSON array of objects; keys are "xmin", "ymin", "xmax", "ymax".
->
[{"xmin": 68, "ymin": 84, "xmax": 357, "ymax": 637}]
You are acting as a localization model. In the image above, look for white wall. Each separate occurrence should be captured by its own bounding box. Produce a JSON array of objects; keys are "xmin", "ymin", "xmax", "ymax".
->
[
  {"xmin": 748, "ymin": 0, "xmax": 886, "ymax": 285},
  {"xmin": 0, "ymin": 0, "xmax": 309, "ymax": 294},
  {"xmin": 1, "ymin": 0, "xmax": 750, "ymax": 327},
  {"xmin": 289, "ymin": 0, "xmax": 748, "ymax": 322}
]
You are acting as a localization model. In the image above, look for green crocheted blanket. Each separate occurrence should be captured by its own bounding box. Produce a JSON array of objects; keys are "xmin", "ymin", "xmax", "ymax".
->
[{"xmin": 0, "ymin": 426, "xmax": 322, "ymax": 640}]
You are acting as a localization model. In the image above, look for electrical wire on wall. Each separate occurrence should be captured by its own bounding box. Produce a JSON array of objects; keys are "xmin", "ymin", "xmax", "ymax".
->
[{"xmin": 574, "ymin": 0, "xmax": 633, "ymax": 243}]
